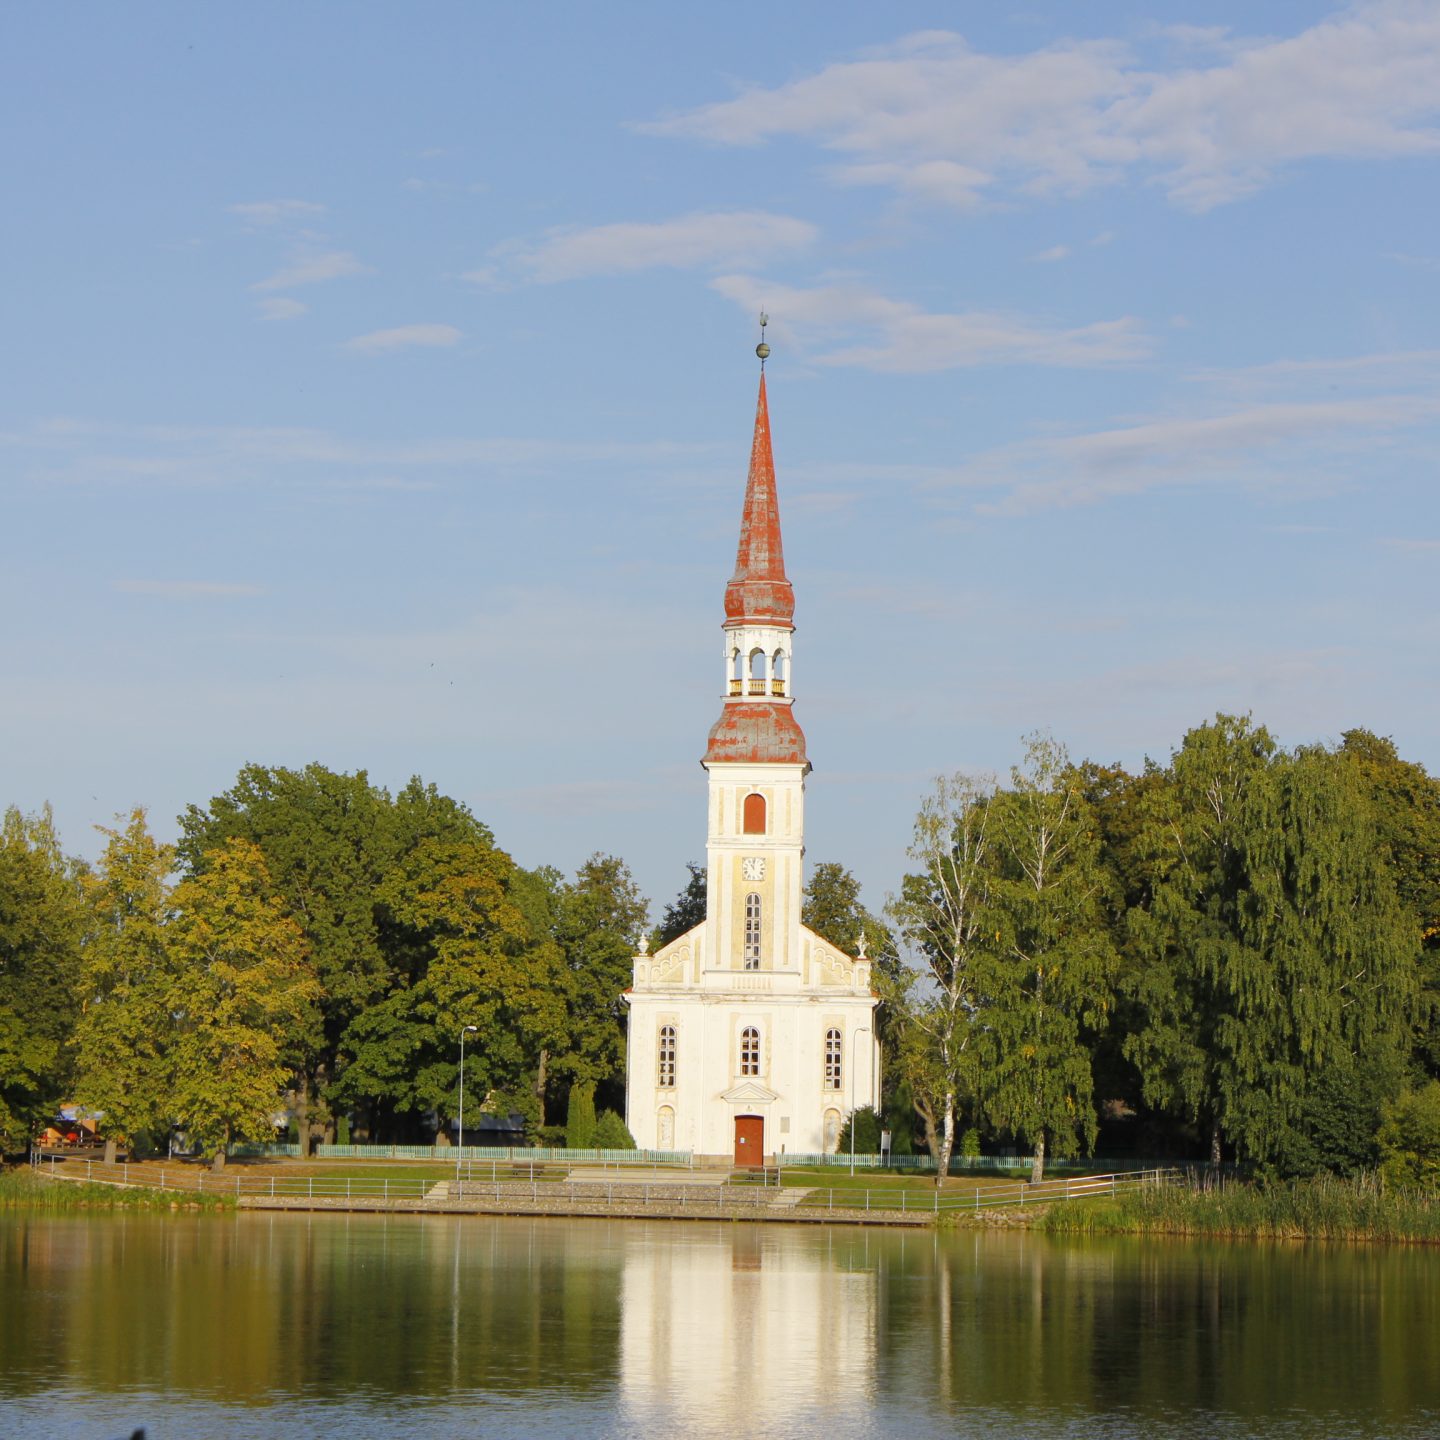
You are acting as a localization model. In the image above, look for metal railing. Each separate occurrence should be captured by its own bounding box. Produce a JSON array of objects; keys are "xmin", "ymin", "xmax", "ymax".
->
[
  {"xmin": 30, "ymin": 1152, "xmax": 1180, "ymax": 1217},
  {"xmin": 225, "ymin": 1143, "xmax": 694, "ymax": 1167}
]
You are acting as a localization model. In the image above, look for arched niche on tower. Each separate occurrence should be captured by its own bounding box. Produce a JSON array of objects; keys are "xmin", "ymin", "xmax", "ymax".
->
[{"xmin": 742, "ymin": 792, "xmax": 767, "ymax": 835}]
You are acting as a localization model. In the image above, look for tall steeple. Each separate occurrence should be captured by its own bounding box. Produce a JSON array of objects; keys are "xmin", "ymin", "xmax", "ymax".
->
[
  {"xmin": 704, "ymin": 328, "xmax": 808, "ymax": 768},
  {"xmin": 723, "ymin": 374, "xmax": 795, "ymax": 630}
]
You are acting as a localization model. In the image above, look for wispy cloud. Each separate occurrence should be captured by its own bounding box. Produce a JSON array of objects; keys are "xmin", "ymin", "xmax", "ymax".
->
[
  {"xmin": 346, "ymin": 324, "xmax": 462, "ymax": 354},
  {"xmin": 1378, "ymin": 536, "xmax": 1440, "ymax": 551},
  {"xmin": 229, "ymin": 199, "xmax": 325, "ymax": 228},
  {"xmin": 115, "ymin": 579, "xmax": 265, "ymax": 598},
  {"xmin": 4, "ymin": 418, "xmax": 713, "ymax": 492},
  {"xmin": 1187, "ymin": 349, "xmax": 1440, "ymax": 394},
  {"xmin": 1030, "ymin": 245, "xmax": 1071, "ymax": 263},
  {"xmin": 252, "ymin": 250, "xmax": 372, "ymax": 292},
  {"xmin": 642, "ymin": 3, "xmax": 1440, "ymax": 212},
  {"xmin": 257, "ymin": 297, "xmax": 308, "ymax": 322},
  {"xmin": 951, "ymin": 394, "xmax": 1440, "ymax": 514},
  {"xmin": 474, "ymin": 210, "xmax": 817, "ymax": 285},
  {"xmin": 710, "ymin": 274, "xmax": 1148, "ymax": 372}
]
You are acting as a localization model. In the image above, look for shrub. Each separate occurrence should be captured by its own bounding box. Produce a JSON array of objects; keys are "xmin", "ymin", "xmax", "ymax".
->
[
  {"xmin": 959, "ymin": 1128, "xmax": 982, "ymax": 1158},
  {"xmin": 1378, "ymin": 1082, "xmax": 1440, "ymax": 1191},
  {"xmin": 565, "ymin": 1081, "xmax": 597, "ymax": 1150},
  {"xmin": 837, "ymin": 1106, "xmax": 882, "ymax": 1155},
  {"xmin": 593, "ymin": 1110, "xmax": 637, "ymax": 1150}
]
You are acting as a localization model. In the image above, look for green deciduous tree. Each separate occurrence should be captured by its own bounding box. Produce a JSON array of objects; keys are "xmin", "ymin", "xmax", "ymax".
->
[
  {"xmin": 178, "ymin": 764, "xmax": 490, "ymax": 1147},
  {"xmin": 654, "ymin": 862, "xmax": 706, "ymax": 950},
  {"xmin": 168, "ymin": 839, "xmax": 318, "ymax": 1168},
  {"xmin": 73, "ymin": 809, "xmax": 177, "ymax": 1162},
  {"xmin": 803, "ymin": 862, "xmax": 894, "ymax": 965},
  {"xmin": 1338, "ymin": 729, "xmax": 1440, "ymax": 1078},
  {"xmin": 359, "ymin": 836, "xmax": 564, "ymax": 1132},
  {"xmin": 979, "ymin": 734, "xmax": 1118, "ymax": 1182},
  {"xmin": 551, "ymin": 854, "xmax": 648, "ymax": 1094},
  {"xmin": 0, "ymin": 805, "xmax": 83, "ymax": 1152},
  {"xmin": 1125, "ymin": 716, "xmax": 1419, "ymax": 1169}
]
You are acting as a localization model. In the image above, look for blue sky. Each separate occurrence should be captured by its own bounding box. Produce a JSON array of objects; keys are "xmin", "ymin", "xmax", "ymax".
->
[{"xmin": 3, "ymin": 2, "xmax": 1438, "ymax": 920}]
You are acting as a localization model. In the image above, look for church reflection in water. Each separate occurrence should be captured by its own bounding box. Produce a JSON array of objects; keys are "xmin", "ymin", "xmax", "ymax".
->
[{"xmin": 619, "ymin": 1222, "xmax": 878, "ymax": 1429}]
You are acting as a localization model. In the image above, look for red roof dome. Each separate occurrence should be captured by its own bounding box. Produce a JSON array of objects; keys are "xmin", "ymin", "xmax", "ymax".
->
[{"xmin": 703, "ymin": 702, "xmax": 809, "ymax": 767}]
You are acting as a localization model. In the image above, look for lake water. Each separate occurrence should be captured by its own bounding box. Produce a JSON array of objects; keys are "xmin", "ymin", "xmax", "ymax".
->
[{"xmin": 2, "ymin": 1212, "xmax": 1436, "ymax": 1439}]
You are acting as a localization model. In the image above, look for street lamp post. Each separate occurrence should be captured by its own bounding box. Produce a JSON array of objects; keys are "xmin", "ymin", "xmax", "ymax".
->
[
  {"xmin": 456, "ymin": 1025, "xmax": 478, "ymax": 1187},
  {"xmin": 850, "ymin": 1025, "xmax": 872, "ymax": 1177}
]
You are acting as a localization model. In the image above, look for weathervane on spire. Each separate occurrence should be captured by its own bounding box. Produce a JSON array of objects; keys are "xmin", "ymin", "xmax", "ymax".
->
[{"xmin": 756, "ymin": 311, "xmax": 770, "ymax": 368}]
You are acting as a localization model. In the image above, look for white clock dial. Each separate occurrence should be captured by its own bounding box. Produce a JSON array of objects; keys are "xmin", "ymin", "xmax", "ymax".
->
[{"xmin": 741, "ymin": 856, "xmax": 766, "ymax": 882}]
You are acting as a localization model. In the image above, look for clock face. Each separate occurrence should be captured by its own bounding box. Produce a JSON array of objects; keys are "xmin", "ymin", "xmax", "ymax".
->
[{"xmin": 741, "ymin": 856, "xmax": 766, "ymax": 882}]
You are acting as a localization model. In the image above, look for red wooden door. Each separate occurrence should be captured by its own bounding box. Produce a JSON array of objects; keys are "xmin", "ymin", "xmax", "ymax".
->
[{"xmin": 734, "ymin": 1114, "xmax": 764, "ymax": 1167}]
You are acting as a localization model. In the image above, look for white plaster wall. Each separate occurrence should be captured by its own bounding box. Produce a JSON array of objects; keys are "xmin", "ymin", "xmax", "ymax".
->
[{"xmin": 625, "ymin": 923, "xmax": 879, "ymax": 1157}]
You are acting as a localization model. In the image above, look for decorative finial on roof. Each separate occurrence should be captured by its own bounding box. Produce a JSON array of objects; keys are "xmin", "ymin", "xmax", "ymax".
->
[
  {"xmin": 856, "ymin": 932, "xmax": 868, "ymax": 960},
  {"xmin": 755, "ymin": 311, "xmax": 770, "ymax": 368}
]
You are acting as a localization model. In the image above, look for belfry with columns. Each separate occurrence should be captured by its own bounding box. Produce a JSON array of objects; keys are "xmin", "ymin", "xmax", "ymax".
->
[{"xmin": 623, "ymin": 336, "xmax": 880, "ymax": 1162}]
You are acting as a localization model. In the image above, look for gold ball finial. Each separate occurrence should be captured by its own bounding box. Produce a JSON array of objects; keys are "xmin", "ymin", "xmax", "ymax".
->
[{"xmin": 756, "ymin": 310, "xmax": 770, "ymax": 364}]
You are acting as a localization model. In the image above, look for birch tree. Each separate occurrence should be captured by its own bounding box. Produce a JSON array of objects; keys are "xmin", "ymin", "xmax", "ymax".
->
[
  {"xmin": 980, "ymin": 734, "xmax": 1117, "ymax": 1183},
  {"xmin": 888, "ymin": 772, "xmax": 996, "ymax": 1184}
]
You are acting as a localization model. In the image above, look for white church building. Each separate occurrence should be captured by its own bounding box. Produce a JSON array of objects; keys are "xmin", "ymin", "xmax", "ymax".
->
[{"xmin": 623, "ymin": 355, "xmax": 880, "ymax": 1163}]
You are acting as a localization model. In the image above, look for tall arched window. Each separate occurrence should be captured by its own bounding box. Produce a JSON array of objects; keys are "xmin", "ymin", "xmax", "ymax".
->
[
  {"xmin": 771, "ymin": 649, "xmax": 787, "ymax": 695},
  {"xmin": 744, "ymin": 892, "xmax": 762, "ymax": 970},
  {"xmin": 743, "ymin": 793, "xmax": 766, "ymax": 834},
  {"xmin": 658, "ymin": 1025, "xmax": 676, "ymax": 1087},
  {"xmin": 730, "ymin": 648, "xmax": 743, "ymax": 695},
  {"xmin": 748, "ymin": 648, "xmax": 766, "ymax": 695},
  {"xmin": 740, "ymin": 1027, "xmax": 760, "ymax": 1076},
  {"xmin": 824, "ymin": 1028, "xmax": 843, "ymax": 1090}
]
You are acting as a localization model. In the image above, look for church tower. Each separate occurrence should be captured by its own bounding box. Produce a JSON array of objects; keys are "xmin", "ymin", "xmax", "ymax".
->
[
  {"xmin": 702, "ymin": 367, "xmax": 809, "ymax": 995},
  {"xmin": 624, "ymin": 333, "xmax": 879, "ymax": 1162}
]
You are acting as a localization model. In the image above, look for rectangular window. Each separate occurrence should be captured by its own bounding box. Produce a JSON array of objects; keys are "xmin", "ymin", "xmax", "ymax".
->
[{"xmin": 658, "ymin": 1025, "xmax": 676, "ymax": 1088}]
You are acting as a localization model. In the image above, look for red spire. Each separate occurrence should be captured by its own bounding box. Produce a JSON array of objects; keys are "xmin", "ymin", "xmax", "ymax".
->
[{"xmin": 723, "ymin": 374, "xmax": 795, "ymax": 629}]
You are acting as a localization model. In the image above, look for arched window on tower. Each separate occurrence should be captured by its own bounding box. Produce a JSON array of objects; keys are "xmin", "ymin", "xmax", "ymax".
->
[
  {"xmin": 748, "ymin": 648, "xmax": 767, "ymax": 695},
  {"xmin": 824, "ymin": 1028, "xmax": 843, "ymax": 1090},
  {"xmin": 744, "ymin": 892, "xmax": 762, "ymax": 970},
  {"xmin": 743, "ymin": 793, "xmax": 766, "ymax": 834},
  {"xmin": 658, "ymin": 1025, "xmax": 676, "ymax": 1087},
  {"xmin": 771, "ymin": 649, "xmax": 787, "ymax": 696},
  {"xmin": 730, "ymin": 648, "xmax": 743, "ymax": 696},
  {"xmin": 740, "ymin": 1026, "xmax": 760, "ymax": 1076}
]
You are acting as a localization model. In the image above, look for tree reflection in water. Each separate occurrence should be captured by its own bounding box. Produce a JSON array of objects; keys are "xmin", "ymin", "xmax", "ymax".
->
[{"xmin": 2, "ymin": 1214, "xmax": 1437, "ymax": 1438}]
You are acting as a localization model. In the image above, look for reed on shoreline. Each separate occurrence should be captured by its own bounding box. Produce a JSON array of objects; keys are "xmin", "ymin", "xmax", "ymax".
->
[
  {"xmin": 1039, "ymin": 1172, "xmax": 1440, "ymax": 1243},
  {"xmin": 0, "ymin": 1167, "xmax": 235, "ymax": 1212}
]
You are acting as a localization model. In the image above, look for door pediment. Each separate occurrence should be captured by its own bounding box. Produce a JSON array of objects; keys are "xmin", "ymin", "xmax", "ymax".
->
[{"xmin": 720, "ymin": 1080, "xmax": 779, "ymax": 1105}]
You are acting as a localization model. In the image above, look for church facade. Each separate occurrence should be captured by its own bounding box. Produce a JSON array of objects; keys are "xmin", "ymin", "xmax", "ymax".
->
[{"xmin": 623, "ymin": 366, "xmax": 880, "ymax": 1162}]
